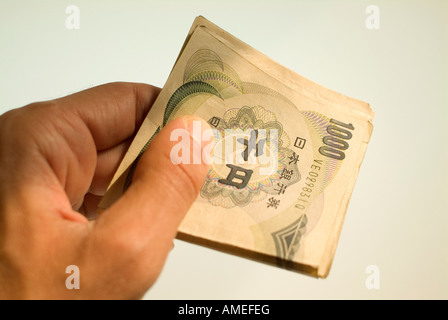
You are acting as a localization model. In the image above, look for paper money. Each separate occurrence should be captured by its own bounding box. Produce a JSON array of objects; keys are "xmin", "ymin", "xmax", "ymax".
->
[{"xmin": 99, "ymin": 16, "xmax": 374, "ymax": 278}]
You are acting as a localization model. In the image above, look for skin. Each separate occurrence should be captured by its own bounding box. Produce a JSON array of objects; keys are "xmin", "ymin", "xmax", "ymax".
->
[{"xmin": 0, "ymin": 82, "xmax": 211, "ymax": 299}]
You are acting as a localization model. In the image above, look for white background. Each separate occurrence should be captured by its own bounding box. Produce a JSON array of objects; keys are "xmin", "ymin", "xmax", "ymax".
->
[{"xmin": 1, "ymin": 0, "xmax": 447, "ymax": 299}]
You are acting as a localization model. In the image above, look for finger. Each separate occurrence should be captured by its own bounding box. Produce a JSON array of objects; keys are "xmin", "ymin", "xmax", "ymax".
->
[
  {"xmin": 48, "ymin": 82, "xmax": 159, "ymax": 209},
  {"xmin": 55, "ymin": 82, "xmax": 161, "ymax": 151},
  {"xmin": 87, "ymin": 116, "xmax": 212, "ymax": 294},
  {"xmin": 88, "ymin": 138, "xmax": 132, "ymax": 196},
  {"xmin": 78, "ymin": 140, "xmax": 131, "ymax": 218},
  {"xmin": 79, "ymin": 193, "xmax": 103, "ymax": 220}
]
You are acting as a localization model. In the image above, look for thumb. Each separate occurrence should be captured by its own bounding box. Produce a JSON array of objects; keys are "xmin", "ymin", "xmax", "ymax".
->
[{"xmin": 88, "ymin": 116, "xmax": 212, "ymax": 296}]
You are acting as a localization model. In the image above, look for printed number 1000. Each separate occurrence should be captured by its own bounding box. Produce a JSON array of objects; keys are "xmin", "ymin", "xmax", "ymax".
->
[{"xmin": 319, "ymin": 119, "xmax": 355, "ymax": 160}]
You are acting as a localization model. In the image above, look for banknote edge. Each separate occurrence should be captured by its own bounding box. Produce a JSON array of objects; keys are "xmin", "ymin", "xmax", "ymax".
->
[
  {"xmin": 187, "ymin": 16, "xmax": 374, "ymax": 119},
  {"xmin": 176, "ymin": 231, "xmax": 320, "ymax": 278},
  {"xmin": 317, "ymin": 120, "xmax": 374, "ymax": 278}
]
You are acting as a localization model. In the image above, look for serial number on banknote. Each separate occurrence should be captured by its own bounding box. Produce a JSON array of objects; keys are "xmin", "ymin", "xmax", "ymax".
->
[
  {"xmin": 295, "ymin": 118, "xmax": 356, "ymax": 210},
  {"xmin": 295, "ymin": 159, "xmax": 323, "ymax": 210}
]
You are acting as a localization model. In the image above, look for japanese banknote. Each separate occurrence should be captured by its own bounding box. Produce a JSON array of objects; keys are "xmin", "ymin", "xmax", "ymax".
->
[{"xmin": 99, "ymin": 16, "xmax": 374, "ymax": 278}]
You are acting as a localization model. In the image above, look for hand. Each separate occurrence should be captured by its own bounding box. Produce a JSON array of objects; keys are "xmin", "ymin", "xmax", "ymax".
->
[{"xmin": 0, "ymin": 82, "xmax": 211, "ymax": 299}]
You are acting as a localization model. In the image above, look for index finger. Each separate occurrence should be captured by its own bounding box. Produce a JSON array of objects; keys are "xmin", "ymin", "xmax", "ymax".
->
[{"xmin": 56, "ymin": 82, "xmax": 161, "ymax": 151}]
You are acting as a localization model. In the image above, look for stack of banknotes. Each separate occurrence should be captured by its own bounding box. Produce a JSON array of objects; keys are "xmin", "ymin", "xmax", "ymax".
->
[{"xmin": 99, "ymin": 16, "xmax": 374, "ymax": 278}]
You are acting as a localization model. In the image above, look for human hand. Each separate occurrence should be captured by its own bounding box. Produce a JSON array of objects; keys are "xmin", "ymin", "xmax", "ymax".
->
[{"xmin": 0, "ymin": 82, "xmax": 211, "ymax": 299}]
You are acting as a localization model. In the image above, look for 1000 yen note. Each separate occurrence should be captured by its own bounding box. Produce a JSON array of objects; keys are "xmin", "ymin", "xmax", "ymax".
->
[{"xmin": 99, "ymin": 16, "xmax": 374, "ymax": 278}]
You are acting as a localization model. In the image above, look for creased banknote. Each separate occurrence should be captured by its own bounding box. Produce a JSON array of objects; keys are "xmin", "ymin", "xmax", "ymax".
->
[{"xmin": 99, "ymin": 16, "xmax": 374, "ymax": 278}]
